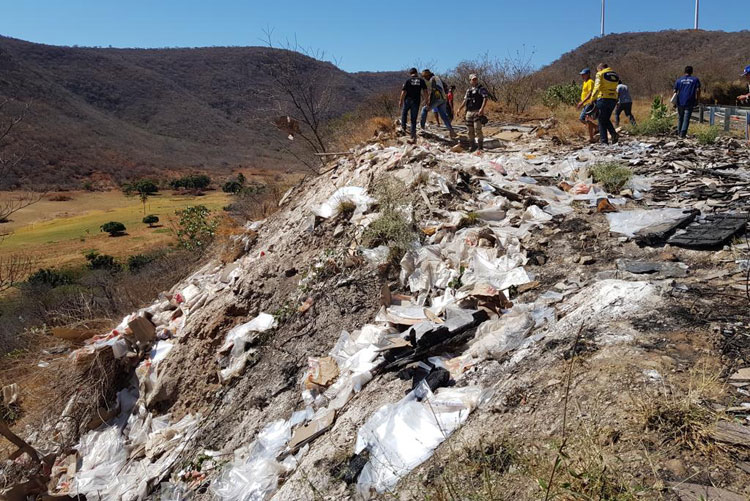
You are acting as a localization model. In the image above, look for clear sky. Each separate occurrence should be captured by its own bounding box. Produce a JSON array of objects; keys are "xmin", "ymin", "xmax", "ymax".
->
[{"xmin": 1, "ymin": 0, "xmax": 746, "ymax": 73}]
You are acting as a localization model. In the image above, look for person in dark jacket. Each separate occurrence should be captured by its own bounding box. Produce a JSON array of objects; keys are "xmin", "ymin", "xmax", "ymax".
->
[{"xmin": 398, "ymin": 68, "xmax": 428, "ymax": 143}]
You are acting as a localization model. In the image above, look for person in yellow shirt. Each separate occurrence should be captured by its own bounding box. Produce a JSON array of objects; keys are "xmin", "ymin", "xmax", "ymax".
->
[
  {"xmin": 575, "ymin": 68, "xmax": 597, "ymax": 143},
  {"xmin": 589, "ymin": 63, "xmax": 620, "ymax": 144}
]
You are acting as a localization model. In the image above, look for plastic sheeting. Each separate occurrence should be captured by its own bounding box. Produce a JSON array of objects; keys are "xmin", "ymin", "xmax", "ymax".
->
[
  {"xmin": 311, "ymin": 186, "xmax": 374, "ymax": 220},
  {"xmin": 71, "ymin": 404, "xmax": 200, "ymax": 501},
  {"xmin": 219, "ymin": 313, "xmax": 277, "ymax": 382},
  {"xmin": 606, "ymin": 208, "xmax": 694, "ymax": 238},
  {"xmin": 355, "ymin": 382, "xmax": 483, "ymax": 496},
  {"xmin": 469, "ymin": 306, "xmax": 536, "ymax": 359},
  {"xmin": 211, "ymin": 420, "xmax": 294, "ymax": 501}
]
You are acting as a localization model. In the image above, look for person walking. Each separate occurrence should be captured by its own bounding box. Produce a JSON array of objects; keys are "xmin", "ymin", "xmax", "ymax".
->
[
  {"xmin": 446, "ymin": 85, "xmax": 456, "ymax": 120},
  {"xmin": 456, "ymin": 74, "xmax": 489, "ymax": 151},
  {"xmin": 399, "ymin": 68, "xmax": 428, "ymax": 143},
  {"xmin": 615, "ymin": 81, "xmax": 637, "ymax": 127},
  {"xmin": 673, "ymin": 66, "xmax": 701, "ymax": 138},
  {"xmin": 736, "ymin": 65, "xmax": 750, "ymax": 103},
  {"xmin": 576, "ymin": 68, "xmax": 598, "ymax": 143},
  {"xmin": 590, "ymin": 63, "xmax": 620, "ymax": 144},
  {"xmin": 419, "ymin": 69, "xmax": 457, "ymax": 138}
]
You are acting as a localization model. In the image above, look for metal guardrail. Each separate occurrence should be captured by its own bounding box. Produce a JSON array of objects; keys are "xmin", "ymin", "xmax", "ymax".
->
[{"xmin": 696, "ymin": 105, "xmax": 750, "ymax": 139}]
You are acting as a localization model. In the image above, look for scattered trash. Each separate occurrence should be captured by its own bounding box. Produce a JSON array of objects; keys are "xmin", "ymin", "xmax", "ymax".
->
[
  {"xmin": 305, "ymin": 357, "xmax": 339, "ymax": 388},
  {"xmin": 355, "ymin": 382, "xmax": 484, "ymax": 496},
  {"xmin": 2, "ymin": 383, "xmax": 19, "ymax": 405},
  {"xmin": 606, "ymin": 208, "xmax": 697, "ymax": 243}
]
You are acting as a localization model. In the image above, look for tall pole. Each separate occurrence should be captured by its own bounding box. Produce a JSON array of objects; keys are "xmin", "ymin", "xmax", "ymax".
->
[
  {"xmin": 601, "ymin": 0, "xmax": 605, "ymax": 37},
  {"xmin": 694, "ymin": 0, "xmax": 699, "ymax": 30}
]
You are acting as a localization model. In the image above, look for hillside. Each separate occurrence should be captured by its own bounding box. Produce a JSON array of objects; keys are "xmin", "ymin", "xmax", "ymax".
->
[
  {"xmin": 2, "ymin": 122, "xmax": 749, "ymax": 499},
  {"xmin": 536, "ymin": 30, "xmax": 750, "ymax": 98},
  {"xmin": 0, "ymin": 36, "xmax": 401, "ymax": 188}
]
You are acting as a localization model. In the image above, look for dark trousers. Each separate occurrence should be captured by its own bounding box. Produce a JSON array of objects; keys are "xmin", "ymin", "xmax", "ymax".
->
[
  {"xmin": 677, "ymin": 105, "xmax": 694, "ymax": 138},
  {"xmin": 615, "ymin": 102, "xmax": 636, "ymax": 126},
  {"xmin": 401, "ymin": 98, "xmax": 420, "ymax": 139},
  {"xmin": 596, "ymin": 98, "xmax": 618, "ymax": 144}
]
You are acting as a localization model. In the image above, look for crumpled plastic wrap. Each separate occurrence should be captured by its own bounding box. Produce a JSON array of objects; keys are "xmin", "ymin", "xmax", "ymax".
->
[
  {"xmin": 311, "ymin": 186, "xmax": 374, "ymax": 220},
  {"xmin": 211, "ymin": 419, "xmax": 294, "ymax": 501},
  {"xmin": 355, "ymin": 382, "xmax": 484, "ymax": 496},
  {"xmin": 469, "ymin": 306, "xmax": 536, "ymax": 359},
  {"xmin": 606, "ymin": 208, "xmax": 695, "ymax": 237},
  {"xmin": 219, "ymin": 313, "xmax": 277, "ymax": 382}
]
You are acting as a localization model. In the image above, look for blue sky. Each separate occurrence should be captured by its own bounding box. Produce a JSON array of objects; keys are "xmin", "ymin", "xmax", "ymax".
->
[{"xmin": 1, "ymin": 1, "xmax": 746, "ymax": 72}]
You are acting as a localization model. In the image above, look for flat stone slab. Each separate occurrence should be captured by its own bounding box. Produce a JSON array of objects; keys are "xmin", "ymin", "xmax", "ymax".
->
[
  {"xmin": 616, "ymin": 259, "xmax": 689, "ymax": 278},
  {"xmin": 668, "ymin": 213, "xmax": 748, "ymax": 250},
  {"xmin": 669, "ymin": 482, "xmax": 746, "ymax": 501}
]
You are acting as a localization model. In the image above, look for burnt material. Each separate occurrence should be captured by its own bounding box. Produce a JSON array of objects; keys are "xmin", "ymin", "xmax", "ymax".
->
[
  {"xmin": 667, "ymin": 213, "xmax": 748, "ymax": 250},
  {"xmin": 634, "ymin": 209, "xmax": 699, "ymax": 246}
]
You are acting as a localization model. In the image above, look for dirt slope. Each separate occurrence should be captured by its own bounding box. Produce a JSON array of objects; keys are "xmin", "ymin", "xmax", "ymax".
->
[{"xmin": 3, "ymin": 125, "xmax": 750, "ymax": 500}]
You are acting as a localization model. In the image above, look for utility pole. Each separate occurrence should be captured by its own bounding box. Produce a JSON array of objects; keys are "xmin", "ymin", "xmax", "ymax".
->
[
  {"xmin": 601, "ymin": 0, "xmax": 606, "ymax": 36},
  {"xmin": 694, "ymin": 0, "xmax": 699, "ymax": 30}
]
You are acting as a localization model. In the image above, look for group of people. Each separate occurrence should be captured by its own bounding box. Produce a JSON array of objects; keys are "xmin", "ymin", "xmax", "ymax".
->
[
  {"xmin": 399, "ymin": 68, "xmax": 489, "ymax": 151},
  {"xmin": 578, "ymin": 62, "xmax": 750, "ymax": 142},
  {"xmin": 576, "ymin": 63, "xmax": 635, "ymax": 144}
]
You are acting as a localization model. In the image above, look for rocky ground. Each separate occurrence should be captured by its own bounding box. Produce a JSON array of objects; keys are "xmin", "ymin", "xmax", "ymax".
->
[{"xmin": 2, "ymin": 125, "xmax": 749, "ymax": 501}]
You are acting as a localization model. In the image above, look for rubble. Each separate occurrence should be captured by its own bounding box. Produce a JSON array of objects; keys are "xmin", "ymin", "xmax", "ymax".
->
[{"xmin": 6, "ymin": 122, "xmax": 750, "ymax": 501}]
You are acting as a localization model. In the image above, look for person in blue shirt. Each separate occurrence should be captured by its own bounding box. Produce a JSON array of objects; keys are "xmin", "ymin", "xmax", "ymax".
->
[
  {"xmin": 673, "ymin": 66, "xmax": 701, "ymax": 138},
  {"xmin": 737, "ymin": 65, "xmax": 750, "ymax": 103}
]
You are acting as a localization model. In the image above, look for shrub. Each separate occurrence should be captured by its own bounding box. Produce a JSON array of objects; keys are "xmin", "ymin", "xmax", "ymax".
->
[
  {"xmin": 222, "ymin": 180, "xmax": 243, "ymax": 193},
  {"xmin": 26, "ymin": 268, "xmax": 74, "ymax": 288},
  {"xmin": 590, "ymin": 162, "xmax": 632, "ymax": 193},
  {"xmin": 85, "ymin": 251, "xmax": 122, "ymax": 272},
  {"xmin": 361, "ymin": 178, "xmax": 418, "ymax": 265},
  {"xmin": 630, "ymin": 97, "xmax": 673, "ymax": 136},
  {"xmin": 170, "ymin": 174, "xmax": 211, "ymax": 190},
  {"xmin": 175, "ymin": 205, "xmax": 218, "ymax": 251},
  {"xmin": 122, "ymin": 179, "xmax": 159, "ymax": 196},
  {"xmin": 695, "ymin": 125, "xmax": 720, "ymax": 145},
  {"xmin": 143, "ymin": 214, "xmax": 159, "ymax": 227},
  {"xmin": 100, "ymin": 221, "xmax": 126, "ymax": 236},
  {"xmin": 127, "ymin": 253, "xmax": 157, "ymax": 272},
  {"xmin": 542, "ymin": 83, "xmax": 581, "ymax": 109}
]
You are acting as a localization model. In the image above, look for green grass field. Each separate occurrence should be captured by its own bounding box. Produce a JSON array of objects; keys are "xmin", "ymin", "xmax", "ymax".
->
[{"xmin": 0, "ymin": 190, "xmax": 231, "ymax": 268}]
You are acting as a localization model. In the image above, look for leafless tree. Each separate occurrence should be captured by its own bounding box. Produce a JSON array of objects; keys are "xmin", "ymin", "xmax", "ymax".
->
[
  {"xmin": 259, "ymin": 28, "xmax": 339, "ymax": 169},
  {"xmin": 0, "ymin": 254, "xmax": 34, "ymax": 292},
  {"xmin": 448, "ymin": 47, "xmax": 538, "ymax": 114},
  {"xmin": 0, "ymin": 99, "xmax": 45, "ymax": 224}
]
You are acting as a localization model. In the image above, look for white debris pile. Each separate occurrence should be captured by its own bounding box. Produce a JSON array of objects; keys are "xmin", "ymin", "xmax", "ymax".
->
[
  {"xmin": 355, "ymin": 382, "xmax": 486, "ymax": 496},
  {"xmin": 55, "ymin": 386, "xmax": 200, "ymax": 501}
]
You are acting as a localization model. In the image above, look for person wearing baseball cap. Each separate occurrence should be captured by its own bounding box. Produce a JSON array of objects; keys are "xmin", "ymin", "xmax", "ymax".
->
[
  {"xmin": 737, "ymin": 65, "xmax": 750, "ymax": 103},
  {"xmin": 576, "ymin": 68, "xmax": 597, "ymax": 143}
]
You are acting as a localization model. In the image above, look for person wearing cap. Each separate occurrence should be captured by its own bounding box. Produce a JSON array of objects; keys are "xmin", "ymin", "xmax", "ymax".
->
[
  {"xmin": 737, "ymin": 65, "xmax": 750, "ymax": 103},
  {"xmin": 419, "ymin": 69, "xmax": 457, "ymax": 139},
  {"xmin": 576, "ymin": 68, "xmax": 598, "ymax": 143},
  {"xmin": 456, "ymin": 74, "xmax": 490, "ymax": 151},
  {"xmin": 399, "ymin": 68, "xmax": 428, "ymax": 143},
  {"xmin": 615, "ymin": 81, "xmax": 636, "ymax": 127},
  {"xmin": 590, "ymin": 63, "xmax": 620, "ymax": 144}
]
